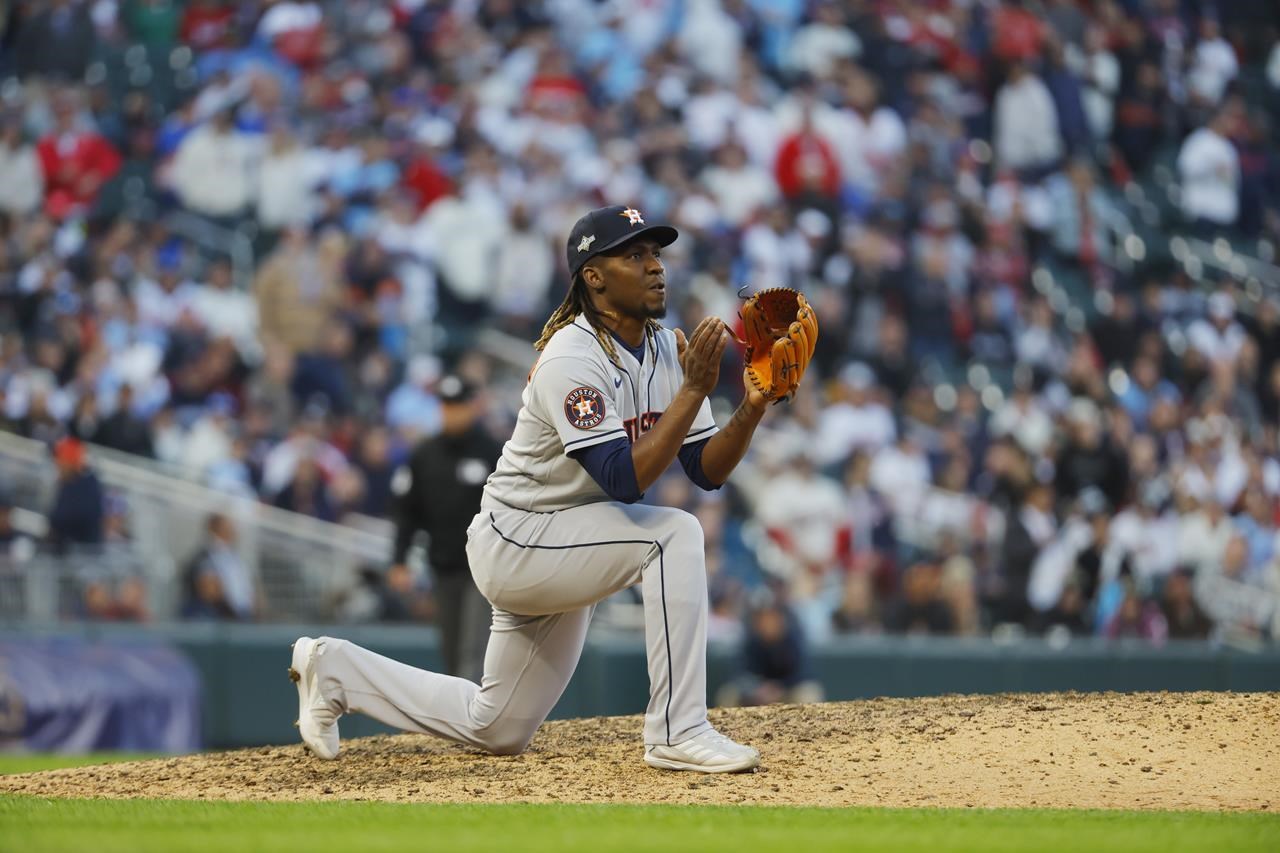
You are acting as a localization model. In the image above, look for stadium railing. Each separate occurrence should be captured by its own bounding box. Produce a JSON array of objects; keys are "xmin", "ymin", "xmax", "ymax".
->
[{"xmin": 0, "ymin": 430, "xmax": 394, "ymax": 622}]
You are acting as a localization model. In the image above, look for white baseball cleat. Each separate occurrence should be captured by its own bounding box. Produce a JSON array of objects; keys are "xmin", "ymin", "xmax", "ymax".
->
[
  {"xmin": 644, "ymin": 728, "xmax": 761, "ymax": 773},
  {"xmin": 288, "ymin": 636, "xmax": 340, "ymax": 760}
]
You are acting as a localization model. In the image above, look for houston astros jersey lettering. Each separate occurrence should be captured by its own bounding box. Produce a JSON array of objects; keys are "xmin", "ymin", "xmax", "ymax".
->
[{"xmin": 483, "ymin": 314, "xmax": 718, "ymax": 513}]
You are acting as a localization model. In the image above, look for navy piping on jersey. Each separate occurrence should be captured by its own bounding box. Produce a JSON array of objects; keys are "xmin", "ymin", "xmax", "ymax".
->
[
  {"xmin": 684, "ymin": 425, "xmax": 716, "ymax": 441},
  {"xmin": 646, "ymin": 331, "xmax": 658, "ymax": 424},
  {"xmin": 487, "ymin": 513, "xmax": 676, "ymax": 746},
  {"xmin": 563, "ymin": 428, "xmax": 626, "ymax": 452}
]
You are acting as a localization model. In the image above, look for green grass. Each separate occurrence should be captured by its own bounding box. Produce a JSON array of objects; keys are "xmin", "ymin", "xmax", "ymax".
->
[
  {"xmin": 1, "ymin": 797, "xmax": 1276, "ymax": 853},
  {"xmin": 0, "ymin": 753, "xmax": 161, "ymax": 776}
]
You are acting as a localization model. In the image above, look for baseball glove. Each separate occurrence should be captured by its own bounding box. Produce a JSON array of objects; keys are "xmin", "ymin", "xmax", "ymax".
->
[{"xmin": 739, "ymin": 287, "xmax": 819, "ymax": 402}]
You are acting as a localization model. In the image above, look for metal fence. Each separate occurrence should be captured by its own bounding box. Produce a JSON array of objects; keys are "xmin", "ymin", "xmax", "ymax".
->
[
  {"xmin": 0, "ymin": 544, "xmax": 164, "ymax": 623},
  {"xmin": 0, "ymin": 430, "xmax": 395, "ymax": 622}
]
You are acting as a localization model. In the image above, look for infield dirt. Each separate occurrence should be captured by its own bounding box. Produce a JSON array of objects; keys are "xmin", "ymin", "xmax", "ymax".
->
[{"xmin": 3, "ymin": 692, "xmax": 1276, "ymax": 811}]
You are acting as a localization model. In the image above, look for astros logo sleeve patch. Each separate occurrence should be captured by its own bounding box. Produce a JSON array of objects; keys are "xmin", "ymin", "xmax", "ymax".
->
[{"xmin": 564, "ymin": 386, "xmax": 606, "ymax": 430}]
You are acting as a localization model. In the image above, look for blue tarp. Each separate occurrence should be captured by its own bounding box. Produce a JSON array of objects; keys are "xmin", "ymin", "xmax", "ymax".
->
[{"xmin": 0, "ymin": 637, "xmax": 201, "ymax": 753}]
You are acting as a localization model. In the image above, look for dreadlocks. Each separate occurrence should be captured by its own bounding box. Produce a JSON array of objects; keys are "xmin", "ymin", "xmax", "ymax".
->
[{"xmin": 534, "ymin": 273, "xmax": 660, "ymax": 367}]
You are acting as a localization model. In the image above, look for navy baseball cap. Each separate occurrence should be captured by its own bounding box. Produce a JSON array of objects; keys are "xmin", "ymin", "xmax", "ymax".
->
[{"xmin": 566, "ymin": 205, "xmax": 678, "ymax": 280}]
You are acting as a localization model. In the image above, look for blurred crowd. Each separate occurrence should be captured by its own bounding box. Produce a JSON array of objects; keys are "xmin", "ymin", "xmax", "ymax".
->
[{"xmin": 1, "ymin": 1, "xmax": 1279, "ymax": 657}]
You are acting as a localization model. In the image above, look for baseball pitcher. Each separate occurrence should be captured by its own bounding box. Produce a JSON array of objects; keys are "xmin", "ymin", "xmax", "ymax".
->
[{"xmin": 290, "ymin": 205, "xmax": 817, "ymax": 773}]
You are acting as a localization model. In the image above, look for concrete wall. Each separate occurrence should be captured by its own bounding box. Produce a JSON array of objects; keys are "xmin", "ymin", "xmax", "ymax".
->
[{"xmin": 8, "ymin": 624, "xmax": 1278, "ymax": 749}]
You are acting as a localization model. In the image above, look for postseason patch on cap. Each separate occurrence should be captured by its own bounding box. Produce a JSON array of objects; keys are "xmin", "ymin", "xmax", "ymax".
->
[{"xmin": 564, "ymin": 386, "xmax": 606, "ymax": 430}]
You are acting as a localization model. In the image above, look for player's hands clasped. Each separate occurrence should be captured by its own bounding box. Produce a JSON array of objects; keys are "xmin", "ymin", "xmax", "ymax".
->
[{"xmin": 676, "ymin": 316, "xmax": 728, "ymax": 398}]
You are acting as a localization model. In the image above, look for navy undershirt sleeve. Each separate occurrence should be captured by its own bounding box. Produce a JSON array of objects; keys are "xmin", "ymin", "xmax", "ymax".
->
[
  {"xmin": 677, "ymin": 437, "xmax": 721, "ymax": 491},
  {"xmin": 571, "ymin": 435, "xmax": 720, "ymax": 502},
  {"xmin": 570, "ymin": 436, "xmax": 642, "ymax": 504}
]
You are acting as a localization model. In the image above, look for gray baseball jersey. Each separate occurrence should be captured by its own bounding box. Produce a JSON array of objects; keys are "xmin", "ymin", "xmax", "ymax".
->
[{"xmin": 483, "ymin": 314, "xmax": 717, "ymax": 512}]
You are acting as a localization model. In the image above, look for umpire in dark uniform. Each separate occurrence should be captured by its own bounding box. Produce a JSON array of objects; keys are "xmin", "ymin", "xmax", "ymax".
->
[{"xmin": 390, "ymin": 373, "xmax": 501, "ymax": 681}]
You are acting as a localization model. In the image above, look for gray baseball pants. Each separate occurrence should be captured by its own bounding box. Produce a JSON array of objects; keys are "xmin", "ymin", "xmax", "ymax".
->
[{"xmin": 310, "ymin": 502, "xmax": 713, "ymax": 752}]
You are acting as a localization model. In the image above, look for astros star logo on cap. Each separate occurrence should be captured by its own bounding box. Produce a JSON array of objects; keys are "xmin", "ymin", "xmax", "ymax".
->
[{"xmin": 620, "ymin": 207, "xmax": 645, "ymax": 226}]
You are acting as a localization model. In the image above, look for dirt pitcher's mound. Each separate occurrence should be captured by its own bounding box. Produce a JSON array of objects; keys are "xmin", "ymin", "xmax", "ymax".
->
[{"xmin": 3, "ymin": 692, "xmax": 1277, "ymax": 811}]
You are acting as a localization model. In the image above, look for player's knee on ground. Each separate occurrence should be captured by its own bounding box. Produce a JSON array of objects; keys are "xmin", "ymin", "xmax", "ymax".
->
[{"xmin": 473, "ymin": 718, "xmax": 538, "ymax": 756}]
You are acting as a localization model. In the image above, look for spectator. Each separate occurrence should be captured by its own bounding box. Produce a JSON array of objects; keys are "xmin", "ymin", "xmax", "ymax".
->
[
  {"xmin": 47, "ymin": 437, "xmax": 104, "ymax": 550},
  {"xmin": 1108, "ymin": 478, "xmax": 1180, "ymax": 587},
  {"xmin": 753, "ymin": 444, "xmax": 849, "ymax": 642},
  {"xmin": 1234, "ymin": 486, "xmax": 1277, "ymax": 582},
  {"xmin": 784, "ymin": 3, "xmax": 859, "ymax": 80},
  {"xmin": 124, "ymin": 0, "xmax": 181, "ymax": 47},
  {"xmin": 257, "ymin": 0, "xmax": 326, "ymax": 69},
  {"xmin": 0, "ymin": 116, "xmax": 43, "ymax": 217},
  {"xmin": 1177, "ymin": 108, "xmax": 1241, "ymax": 232},
  {"xmin": 1048, "ymin": 158, "xmax": 1115, "ymax": 270},
  {"xmin": 1187, "ymin": 16, "xmax": 1239, "ymax": 109},
  {"xmin": 180, "ymin": 0, "xmax": 237, "ymax": 52},
  {"xmin": 1175, "ymin": 491, "xmax": 1235, "ymax": 577},
  {"xmin": 992, "ymin": 0, "xmax": 1045, "ymax": 64},
  {"xmin": 716, "ymin": 593, "xmax": 824, "ymax": 707},
  {"xmin": 774, "ymin": 105, "xmax": 841, "ymax": 207},
  {"xmin": 832, "ymin": 569, "xmax": 878, "ymax": 635},
  {"xmin": 335, "ymin": 563, "xmax": 432, "ymax": 624},
  {"xmin": 273, "ymin": 454, "xmax": 335, "ymax": 521},
  {"xmin": 840, "ymin": 70, "xmax": 906, "ymax": 198},
  {"xmin": 182, "ymin": 512, "xmax": 257, "ymax": 620},
  {"xmin": 966, "ymin": 288, "xmax": 1017, "ymax": 367},
  {"xmin": 994, "ymin": 59, "xmax": 1062, "ymax": 178},
  {"xmin": 256, "ymin": 125, "xmax": 321, "ymax": 231},
  {"xmin": 190, "ymin": 257, "xmax": 260, "ymax": 363},
  {"xmin": 1102, "ymin": 578, "xmax": 1167, "ymax": 642},
  {"xmin": 94, "ymin": 383, "xmax": 154, "ymax": 458},
  {"xmin": 36, "ymin": 89, "xmax": 122, "ymax": 220},
  {"xmin": 385, "ymin": 353, "xmax": 442, "ymax": 442},
  {"xmin": 1036, "ymin": 577, "xmax": 1090, "ymax": 636},
  {"xmin": 1193, "ymin": 533, "xmax": 1275, "ymax": 639},
  {"xmin": 82, "ymin": 576, "xmax": 149, "ymax": 622},
  {"xmin": 13, "ymin": 0, "xmax": 97, "ymax": 81},
  {"xmin": 1071, "ymin": 24, "xmax": 1120, "ymax": 143},
  {"xmin": 491, "ymin": 203, "xmax": 555, "ymax": 334},
  {"xmin": 169, "ymin": 107, "xmax": 257, "ymax": 221},
  {"xmin": 869, "ymin": 432, "xmax": 931, "ymax": 515},
  {"xmin": 991, "ymin": 375, "xmax": 1054, "ymax": 457},
  {"xmin": 1161, "ymin": 568, "xmax": 1213, "ymax": 640},
  {"xmin": 245, "ymin": 340, "xmax": 297, "ymax": 438},
  {"xmin": 1054, "ymin": 398, "xmax": 1129, "ymax": 510},
  {"xmin": 254, "ymin": 226, "xmax": 346, "ymax": 356},
  {"xmin": 1188, "ymin": 292, "xmax": 1247, "ymax": 366},
  {"xmin": 419, "ymin": 159, "xmax": 505, "ymax": 328},
  {"xmin": 1112, "ymin": 61, "xmax": 1166, "ymax": 175},
  {"xmin": 884, "ymin": 559, "xmax": 955, "ymax": 635},
  {"xmin": 1042, "ymin": 36, "xmax": 1091, "ymax": 156},
  {"xmin": 702, "ymin": 140, "xmax": 780, "ymax": 228},
  {"xmin": 291, "ymin": 317, "xmax": 357, "ymax": 415},
  {"xmin": 939, "ymin": 531, "xmax": 981, "ymax": 635},
  {"xmin": 812, "ymin": 363, "xmax": 895, "ymax": 468},
  {"xmin": 180, "ymin": 392, "xmax": 237, "ymax": 479},
  {"xmin": 996, "ymin": 481, "xmax": 1056, "ymax": 626}
]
